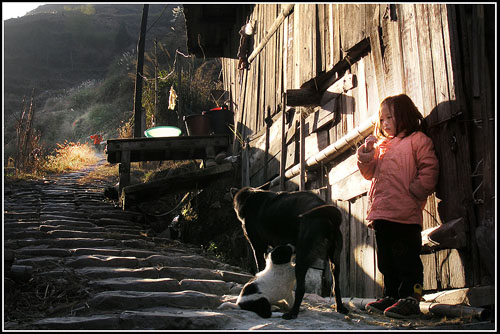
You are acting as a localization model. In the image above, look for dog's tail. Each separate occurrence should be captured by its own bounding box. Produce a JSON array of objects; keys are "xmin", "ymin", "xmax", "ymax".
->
[{"xmin": 298, "ymin": 205, "xmax": 342, "ymax": 228}]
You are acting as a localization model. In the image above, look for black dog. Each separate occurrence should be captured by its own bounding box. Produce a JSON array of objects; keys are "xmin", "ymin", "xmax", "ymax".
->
[{"xmin": 233, "ymin": 187, "xmax": 348, "ymax": 319}]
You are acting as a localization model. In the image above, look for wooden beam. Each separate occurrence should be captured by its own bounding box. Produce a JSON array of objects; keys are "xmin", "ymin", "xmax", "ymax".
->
[
  {"xmin": 300, "ymin": 37, "xmax": 371, "ymax": 92},
  {"xmin": 121, "ymin": 163, "xmax": 234, "ymax": 210},
  {"xmin": 320, "ymin": 73, "xmax": 356, "ymax": 105},
  {"xmin": 285, "ymin": 88, "xmax": 321, "ymax": 107},
  {"xmin": 421, "ymin": 217, "xmax": 467, "ymax": 253},
  {"xmin": 422, "ymin": 285, "xmax": 495, "ymax": 308},
  {"xmin": 106, "ymin": 135, "xmax": 230, "ymax": 163},
  {"xmin": 248, "ymin": 4, "xmax": 294, "ymax": 63}
]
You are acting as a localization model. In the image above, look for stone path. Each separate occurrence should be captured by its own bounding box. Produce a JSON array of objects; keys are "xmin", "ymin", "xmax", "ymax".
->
[
  {"xmin": 4, "ymin": 159, "xmax": 255, "ymax": 330},
  {"xmin": 4, "ymin": 158, "xmax": 494, "ymax": 331}
]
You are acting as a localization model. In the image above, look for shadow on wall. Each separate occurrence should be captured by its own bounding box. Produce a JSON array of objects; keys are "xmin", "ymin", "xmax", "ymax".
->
[{"xmin": 425, "ymin": 99, "xmax": 494, "ymax": 287}]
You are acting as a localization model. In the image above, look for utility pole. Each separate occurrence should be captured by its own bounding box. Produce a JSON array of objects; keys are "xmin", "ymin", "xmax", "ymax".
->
[
  {"xmin": 176, "ymin": 52, "xmax": 182, "ymax": 129},
  {"xmin": 154, "ymin": 37, "xmax": 158, "ymax": 127},
  {"xmin": 133, "ymin": 4, "xmax": 149, "ymax": 137}
]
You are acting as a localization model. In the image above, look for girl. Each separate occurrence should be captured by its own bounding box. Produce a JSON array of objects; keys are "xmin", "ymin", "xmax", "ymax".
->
[{"xmin": 357, "ymin": 94, "xmax": 439, "ymax": 319}]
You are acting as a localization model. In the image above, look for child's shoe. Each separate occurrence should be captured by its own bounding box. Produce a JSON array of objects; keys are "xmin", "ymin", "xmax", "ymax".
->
[
  {"xmin": 365, "ymin": 296, "xmax": 396, "ymax": 314},
  {"xmin": 383, "ymin": 296, "xmax": 421, "ymax": 319}
]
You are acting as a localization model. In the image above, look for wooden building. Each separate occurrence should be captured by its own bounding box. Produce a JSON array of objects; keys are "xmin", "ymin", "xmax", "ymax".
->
[{"xmin": 183, "ymin": 4, "xmax": 495, "ymax": 299}]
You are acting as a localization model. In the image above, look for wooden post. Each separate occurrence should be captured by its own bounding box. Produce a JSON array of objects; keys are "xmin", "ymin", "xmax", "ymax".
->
[
  {"xmin": 263, "ymin": 106, "xmax": 271, "ymax": 182},
  {"xmin": 154, "ymin": 37, "xmax": 158, "ymax": 126},
  {"xmin": 119, "ymin": 150, "xmax": 131, "ymax": 201},
  {"xmin": 280, "ymin": 102, "xmax": 287, "ymax": 191},
  {"xmin": 299, "ymin": 108, "xmax": 306, "ymax": 190},
  {"xmin": 177, "ymin": 53, "xmax": 183, "ymax": 129},
  {"xmin": 133, "ymin": 4, "xmax": 149, "ymax": 138}
]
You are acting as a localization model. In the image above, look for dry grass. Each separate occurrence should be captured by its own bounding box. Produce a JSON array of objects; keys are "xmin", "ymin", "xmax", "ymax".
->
[
  {"xmin": 41, "ymin": 141, "xmax": 100, "ymax": 174},
  {"xmin": 5, "ymin": 141, "xmax": 102, "ymax": 182}
]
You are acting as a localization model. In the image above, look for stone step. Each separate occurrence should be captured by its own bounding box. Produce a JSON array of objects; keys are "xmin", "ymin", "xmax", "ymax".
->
[
  {"xmin": 38, "ymin": 211, "xmax": 89, "ymax": 219},
  {"xmin": 86, "ymin": 290, "xmax": 223, "ymax": 311},
  {"xmin": 40, "ymin": 266, "xmax": 252, "ymax": 285},
  {"xmin": 5, "ymin": 222, "xmax": 44, "ymax": 229},
  {"xmin": 45, "ymin": 229, "xmax": 145, "ymax": 240},
  {"xmin": 95, "ymin": 217, "xmax": 144, "ymax": 227},
  {"xmin": 65, "ymin": 255, "xmax": 140, "ymax": 268},
  {"xmin": 14, "ymin": 256, "xmax": 64, "ymax": 267},
  {"xmin": 3, "ymin": 212, "xmax": 39, "ymax": 220},
  {"xmin": 40, "ymin": 214, "xmax": 94, "ymax": 222},
  {"xmin": 70, "ymin": 248, "xmax": 156, "ymax": 257},
  {"xmin": 5, "ymin": 238, "xmax": 119, "ymax": 250},
  {"xmin": 88, "ymin": 276, "xmax": 242, "ymax": 296},
  {"xmin": 179, "ymin": 278, "xmax": 242, "ymax": 295},
  {"xmin": 62, "ymin": 254, "xmax": 217, "ymax": 269},
  {"xmin": 88, "ymin": 277, "xmax": 182, "ymax": 292},
  {"xmin": 90, "ymin": 210, "xmax": 144, "ymax": 223},
  {"xmin": 15, "ymin": 247, "xmax": 72, "ymax": 257},
  {"xmin": 32, "ymin": 308, "xmax": 230, "ymax": 330},
  {"xmin": 39, "ymin": 225, "xmax": 105, "ymax": 233},
  {"xmin": 5, "ymin": 230, "xmax": 48, "ymax": 239}
]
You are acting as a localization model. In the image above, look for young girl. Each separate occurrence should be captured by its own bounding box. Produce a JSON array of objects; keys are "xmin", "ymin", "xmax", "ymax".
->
[{"xmin": 357, "ymin": 94, "xmax": 439, "ymax": 319}]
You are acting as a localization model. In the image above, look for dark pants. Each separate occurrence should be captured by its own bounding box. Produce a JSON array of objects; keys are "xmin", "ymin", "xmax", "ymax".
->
[{"xmin": 373, "ymin": 220, "xmax": 423, "ymax": 299}]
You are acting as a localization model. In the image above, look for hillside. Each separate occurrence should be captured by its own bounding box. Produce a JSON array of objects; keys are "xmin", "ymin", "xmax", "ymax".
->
[{"xmin": 3, "ymin": 4, "xmax": 188, "ymax": 160}]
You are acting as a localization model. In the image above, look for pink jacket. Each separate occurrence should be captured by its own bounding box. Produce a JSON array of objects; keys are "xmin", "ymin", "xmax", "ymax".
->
[{"xmin": 357, "ymin": 131, "xmax": 439, "ymax": 228}]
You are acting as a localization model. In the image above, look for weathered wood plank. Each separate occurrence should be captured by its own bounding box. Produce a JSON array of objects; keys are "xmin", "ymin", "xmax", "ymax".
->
[
  {"xmin": 306, "ymin": 104, "xmax": 337, "ymax": 134},
  {"xmin": 381, "ymin": 8, "xmax": 404, "ymax": 95},
  {"xmin": 329, "ymin": 154, "xmax": 371, "ymax": 201},
  {"xmin": 399, "ymin": 4, "xmax": 424, "ymax": 111},
  {"xmin": 422, "ymin": 285, "xmax": 495, "ymax": 307},
  {"xmin": 415, "ymin": 4, "xmax": 437, "ymax": 121},
  {"xmin": 341, "ymin": 4, "xmax": 365, "ymax": 51},
  {"xmin": 368, "ymin": 7, "xmax": 386, "ymax": 103},
  {"xmin": 304, "ymin": 130, "xmax": 329, "ymax": 161},
  {"xmin": 429, "ymin": 4, "xmax": 452, "ymax": 123},
  {"xmin": 121, "ymin": 164, "xmax": 234, "ymax": 210},
  {"xmin": 106, "ymin": 135, "xmax": 230, "ymax": 163},
  {"xmin": 347, "ymin": 196, "xmax": 381, "ymax": 298}
]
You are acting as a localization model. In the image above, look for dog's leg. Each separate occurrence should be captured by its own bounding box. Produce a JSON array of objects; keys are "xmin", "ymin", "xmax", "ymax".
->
[
  {"xmin": 253, "ymin": 242, "xmax": 268, "ymax": 272},
  {"xmin": 283, "ymin": 262, "xmax": 307, "ymax": 320},
  {"xmin": 330, "ymin": 231, "xmax": 349, "ymax": 314}
]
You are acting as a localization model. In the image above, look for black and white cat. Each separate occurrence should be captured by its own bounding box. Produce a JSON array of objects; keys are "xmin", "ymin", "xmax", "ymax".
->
[{"xmin": 219, "ymin": 244, "xmax": 296, "ymax": 318}]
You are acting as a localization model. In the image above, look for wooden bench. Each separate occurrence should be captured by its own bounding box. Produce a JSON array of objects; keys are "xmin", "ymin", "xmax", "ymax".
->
[{"xmin": 106, "ymin": 135, "xmax": 231, "ymax": 195}]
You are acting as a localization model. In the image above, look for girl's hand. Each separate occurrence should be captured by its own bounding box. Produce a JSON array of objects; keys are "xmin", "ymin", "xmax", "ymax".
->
[{"xmin": 364, "ymin": 135, "xmax": 377, "ymax": 152}]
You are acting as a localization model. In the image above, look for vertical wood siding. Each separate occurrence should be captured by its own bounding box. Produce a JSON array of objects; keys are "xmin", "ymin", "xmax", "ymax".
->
[{"xmin": 219, "ymin": 3, "xmax": 493, "ymax": 298}]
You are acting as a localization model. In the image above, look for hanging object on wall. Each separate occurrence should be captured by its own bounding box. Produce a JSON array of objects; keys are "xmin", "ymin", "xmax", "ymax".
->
[
  {"xmin": 237, "ymin": 20, "xmax": 256, "ymax": 70},
  {"xmin": 168, "ymin": 85, "xmax": 177, "ymax": 110}
]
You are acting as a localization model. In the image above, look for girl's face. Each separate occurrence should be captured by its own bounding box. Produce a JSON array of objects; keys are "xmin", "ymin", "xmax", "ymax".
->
[{"xmin": 380, "ymin": 104, "xmax": 397, "ymax": 137}]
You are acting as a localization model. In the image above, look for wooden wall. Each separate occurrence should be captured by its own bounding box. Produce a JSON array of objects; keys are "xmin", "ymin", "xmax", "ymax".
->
[{"xmin": 219, "ymin": 4, "xmax": 494, "ymax": 298}]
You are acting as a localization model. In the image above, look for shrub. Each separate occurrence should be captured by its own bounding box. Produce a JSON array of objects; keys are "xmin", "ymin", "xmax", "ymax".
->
[{"xmin": 41, "ymin": 141, "xmax": 99, "ymax": 174}]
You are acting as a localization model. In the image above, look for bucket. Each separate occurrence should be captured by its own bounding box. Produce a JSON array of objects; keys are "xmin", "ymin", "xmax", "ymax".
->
[
  {"xmin": 184, "ymin": 114, "xmax": 211, "ymax": 136},
  {"xmin": 144, "ymin": 126, "xmax": 182, "ymax": 138},
  {"xmin": 206, "ymin": 105, "xmax": 234, "ymax": 136}
]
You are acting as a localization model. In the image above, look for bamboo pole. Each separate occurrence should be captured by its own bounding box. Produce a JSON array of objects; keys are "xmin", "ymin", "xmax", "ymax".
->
[
  {"xmin": 269, "ymin": 113, "xmax": 378, "ymax": 188},
  {"xmin": 248, "ymin": 4, "xmax": 294, "ymax": 64}
]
